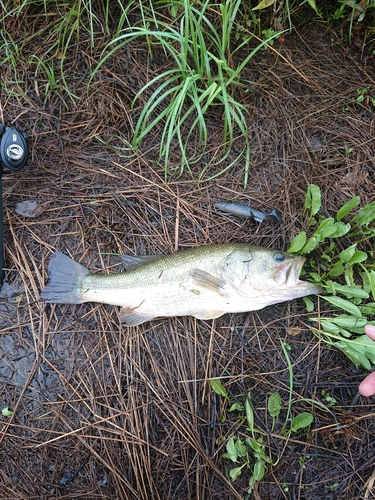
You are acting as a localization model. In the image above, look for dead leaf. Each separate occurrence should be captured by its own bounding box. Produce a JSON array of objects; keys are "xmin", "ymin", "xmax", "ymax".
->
[
  {"xmin": 275, "ymin": 20, "xmax": 285, "ymax": 44},
  {"xmin": 350, "ymin": 0, "xmax": 367, "ymax": 20},
  {"xmin": 286, "ymin": 327, "xmax": 302, "ymax": 336},
  {"xmin": 15, "ymin": 200, "xmax": 43, "ymax": 218}
]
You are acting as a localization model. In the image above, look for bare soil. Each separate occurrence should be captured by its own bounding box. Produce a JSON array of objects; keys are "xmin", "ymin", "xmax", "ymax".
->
[{"xmin": 1, "ymin": 11, "xmax": 375, "ymax": 500}]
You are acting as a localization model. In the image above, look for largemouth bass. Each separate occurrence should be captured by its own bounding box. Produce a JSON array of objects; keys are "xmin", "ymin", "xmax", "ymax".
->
[{"xmin": 41, "ymin": 244, "xmax": 321, "ymax": 326}]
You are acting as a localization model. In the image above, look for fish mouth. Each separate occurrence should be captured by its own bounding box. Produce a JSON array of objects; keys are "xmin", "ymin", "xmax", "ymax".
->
[
  {"xmin": 286, "ymin": 256, "xmax": 305, "ymax": 287},
  {"xmin": 285, "ymin": 256, "xmax": 323, "ymax": 294},
  {"xmin": 274, "ymin": 256, "xmax": 305, "ymax": 287}
]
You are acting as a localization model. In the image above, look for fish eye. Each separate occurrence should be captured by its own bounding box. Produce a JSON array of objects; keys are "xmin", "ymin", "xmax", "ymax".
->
[{"xmin": 273, "ymin": 252, "xmax": 285, "ymax": 263}]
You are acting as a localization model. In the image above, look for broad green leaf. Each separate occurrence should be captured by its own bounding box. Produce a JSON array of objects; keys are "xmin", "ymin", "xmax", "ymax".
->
[
  {"xmin": 324, "ymin": 280, "xmax": 337, "ymax": 294},
  {"xmin": 346, "ymin": 335, "xmax": 375, "ymax": 364},
  {"xmin": 288, "ymin": 231, "xmax": 307, "ymax": 253},
  {"xmin": 336, "ymin": 196, "xmax": 360, "ymax": 220},
  {"xmin": 353, "ymin": 201, "xmax": 375, "ymax": 227},
  {"xmin": 331, "ymin": 315, "xmax": 367, "ymax": 330},
  {"xmin": 320, "ymin": 319, "xmax": 341, "ymax": 334},
  {"xmin": 302, "ymin": 236, "xmax": 320, "ymax": 254},
  {"xmin": 304, "ymin": 184, "xmax": 321, "ymax": 218},
  {"xmin": 316, "ymin": 217, "xmax": 335, "ymax": 229},
  {"xmin": 252, "ymin": 0, "xmax": 275, "ymax": 10},
  {"xmin": 309, "ymin": 272, "xmax": 322, "ymax": 282},
  {"xmin": 290, "ymin": 412, "xmax": 314, "ymax": 433},
  {"xmin": 322, "ymin": 295, "xmax": 362, "ymax": 317},
  {"xmin": 211, "ymin": 379, "xmax": 228, "ymax": 398},
  {"xmin": 335, "ymin": 335, "xmax": 375, "ymax": 370},
  {"xmin": 268, "ymin": 392, "xmax": 282, "ymax": 417},
  {"xmin": 315, "ymin": 225, "xmax": 339, "ymax": 240},
  {"xmin": 338, "ymin": 327, "xmax": 352, "ymax": 338},
  {"xmin": 347, "ymin": 250, "xmax": 368, "ymax": 265},
  {"xmin": 328, "ymin": 261, "xmax": 345, "ymax": 277},
  {"xmin": 245, "ymin": 394, "xmax": 254, "ymax": 433},
  {"xmin": 253, "ymin": 460, "xmax": 265, "ymax": 481},
  {"xmin": 338, "ymin": 244, "xmax": 357, "ymax": 263},
  {"xmin": 230, "ymin": 466, "xmax": 244, "ymax": 481},
  {"xmin": 226, "ymin": 436, "xmax": 238, "ymax": 462},
  {"xmin": 303, "ymin": 296, "xmax": 315, "ymax": 312},
  {"xmin": 325, "ymin": 281, "xmax": 369, "ymax": 299},
  {"xmin": 2, "ymin": 407, "xmax": 13, "ymax": 417},
  {"xmin": 360, "ymin": 303, "xmax": 375, "ymax": 315},
  {"xmin": 329, "ymin": 222, "xmax": 351, "ymax": 237},
  {"xmin": 246, "ymin": 438, "xmax": 271, "ymax": 463},
  {"xmin": 235, "ymin": 439, "xmax": 247, "ymax": 457},
  {"xmin": 314, "ymin": 218, "xmax": 339, "ymax": 240}
]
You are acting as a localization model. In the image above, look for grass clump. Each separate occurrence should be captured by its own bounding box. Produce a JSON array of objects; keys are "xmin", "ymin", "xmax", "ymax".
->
[
  {"xmin": 91, "ymin": 0, "xmax": 282, "ymax": 183},
  {"xmin": 0, "ymin": 0, "xmax": 133, "ymax": 105}
]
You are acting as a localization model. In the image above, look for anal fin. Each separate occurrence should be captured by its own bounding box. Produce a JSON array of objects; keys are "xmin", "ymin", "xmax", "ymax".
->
[
  {"xmin": 119, "ymin": 307, "xmax": 155, "ymax": 326},
  {"xmin": 194, "ymin": 310, "xmax": 225, "ymax": 320}
]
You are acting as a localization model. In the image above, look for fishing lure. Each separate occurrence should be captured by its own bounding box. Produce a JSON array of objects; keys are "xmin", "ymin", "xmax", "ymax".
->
[{"xmin": 214, "ymin": 201, "xmax": 283, "ymax": 223}]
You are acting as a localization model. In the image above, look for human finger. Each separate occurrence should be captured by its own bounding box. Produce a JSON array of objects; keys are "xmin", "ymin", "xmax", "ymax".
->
[
  {"xmin": 364, "ymin": 324, "xmax": 375, "ymax": 341},
  {"xmin": 359, "ymin": 371, "xmax": 375, "ymax": 397}
]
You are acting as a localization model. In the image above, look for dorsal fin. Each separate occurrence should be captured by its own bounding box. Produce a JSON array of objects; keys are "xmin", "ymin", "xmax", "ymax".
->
[{"xmin": 119, "ymin": 254, "xmax": 162, "ymax": 270}]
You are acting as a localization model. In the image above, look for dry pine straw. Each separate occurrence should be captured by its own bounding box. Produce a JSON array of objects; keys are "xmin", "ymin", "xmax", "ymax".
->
[{"xmin": 0, "ymin": 18, "xmax": 375, "ymax": 500}]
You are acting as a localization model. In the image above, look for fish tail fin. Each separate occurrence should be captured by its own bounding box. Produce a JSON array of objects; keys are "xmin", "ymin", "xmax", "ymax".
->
[{"xmin": 41, "ymin": 251, "xmax": 89, "ymax": 304}]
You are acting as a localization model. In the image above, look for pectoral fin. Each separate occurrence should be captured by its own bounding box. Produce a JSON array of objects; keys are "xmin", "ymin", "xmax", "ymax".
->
[
  {"xmin": 119, "ymin": 307, "xmax": 156, "ymax": 326},
  {"xmin": 189, "ymin": 269, "xmax": 225, "ymax": 293}
]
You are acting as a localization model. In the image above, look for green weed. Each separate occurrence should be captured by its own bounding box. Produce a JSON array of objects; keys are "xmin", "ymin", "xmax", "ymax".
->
[
  {"xmin": 91, "ymin": 0, "xmax": 283, "ymax": 183},
  {"xmin": 327, "ymin": 0, "xmax": 375, "ymax": 41},
  {"xmin": 355, "ymin": 87, "xmax": 375, "ymax": 108},
  {"xmin": 288, "ymin": 184, "xmax": 375, "ymax": 370},
  {"xmin": 0, "ymin": 0, "xmax": 136, "ymax": 102},
  {"xmin": 210, "ymin": 361, "xmax": 325, "ymax": 495}
]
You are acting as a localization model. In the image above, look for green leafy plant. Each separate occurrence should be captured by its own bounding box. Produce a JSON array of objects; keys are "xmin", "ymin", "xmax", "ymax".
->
[
  {"xmin": 251, "ymin": 0, "xmax": 320, "ymax": 30},
  {"xmin": 355, "ymin": 87, "xmax": 375, "ymax": 108},
  {"xmin": 2, "ymin": 407, "xmax": 13, "ymax": 417},
  {"xmin": 210, "ymin": 371, "xmax": 318, "ymax": 494},
  {"xmin": 327, "ymin": 0, "xmax": 375, "ymax": 41},
  {"xmin": 211, "ymin": 380, "xmax": 270, "ymax": 493},
  {"xmin": 288, "ymin": 184, "xmax": 375, "ymax": 370},
  {"xmin": 321, "ymin": 390, "xmax": 337, "ymax": 406}
]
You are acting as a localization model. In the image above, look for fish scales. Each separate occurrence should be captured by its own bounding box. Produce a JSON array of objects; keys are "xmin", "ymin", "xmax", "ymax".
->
[
  {"xmin": 81, "ymin": 244, "xmax": 234, "ymax": 318},
  {"xmin": 41, "ymin": 243, "xmax": 322, "ymax": 326}
]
